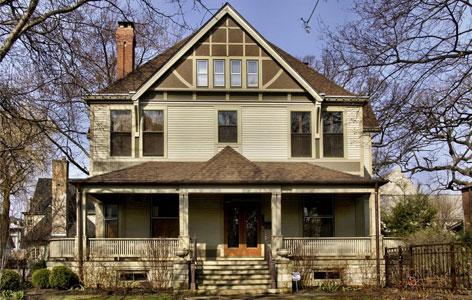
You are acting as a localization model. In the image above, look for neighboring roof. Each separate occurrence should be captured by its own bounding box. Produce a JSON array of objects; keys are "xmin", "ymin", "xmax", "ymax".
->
[
  {"xmin": 26, "ymin": 178, "xmax": 93, "ymax": 215},
  {"xmin": 363, "ymin": 103, "xmax": 381, "ymax": 131},
  {"xmin": 22, "ymin": 215, "xmax": 95, "ymax": 246},
  {"xmin": 82, "ymin": 146, "xmax": 383, "ymax": 186}
]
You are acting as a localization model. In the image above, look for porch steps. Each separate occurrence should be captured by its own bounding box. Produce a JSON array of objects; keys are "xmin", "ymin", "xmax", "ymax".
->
[{"xmin": 197, "ymin": 259, "xmax": 272, "ymax": 295}]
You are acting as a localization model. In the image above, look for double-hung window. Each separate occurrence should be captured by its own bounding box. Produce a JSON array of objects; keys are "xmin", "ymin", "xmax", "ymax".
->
[
  {"xmin": 196, "ymin": 59, "xmax": 208, "ymax": 87},
  {"xmin": 110, "ymin": 110, "xmax": 132, "ymax": 156},
  {"xmin": 143, "ymin": 110, "xmax": 164, "ymax": 156},
  {"xmin": 213, "ymin": 60, "xmax": 225, "ymax": 87},
  {"xmin": 151, "ymin": 195, "xmax": 179, "ymax": 238},
  {"xmin": 303, "ymin": 196, "xmax": 334, "ymax": 237},
  {"xmin": 323, "ymin": 111, "xmax": 344, "ymax": 157},
  {"xmin": 246, "ymin": 60, "xmax": 258, "ymax": 87},
  {"xmin": 291, "ymin": 111, "xmax": 312, "ymax": 157},
  {"xmin": 218, "ymin": 111, "xmax": 238, "ymax": 143},
  {"xmin": 230, "ymin": 60, "xmax": 242, "ymax": 87},
  {"xmin": 105, "ymin": 204, "xmax": 118, "ymax": 238}
]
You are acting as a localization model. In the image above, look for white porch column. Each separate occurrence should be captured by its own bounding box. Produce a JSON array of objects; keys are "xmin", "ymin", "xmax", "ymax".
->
[
  {"xmin": 81, "ymin": 191, "xmax": 88, "ymax": 260},
  {"xmin": 368, "ymin": 191, "xmax": 377, "ymax": 256},
  {"xmin": 94, "ymin": 200, "xmax": 104, "ymax": 238},
  {"xmin": 271, "ymin": 191, "xmax": 283, "ymax": 257},
  {"xmin": 178, "ymin": 192, "xmax": 190, "ymax": 251}
]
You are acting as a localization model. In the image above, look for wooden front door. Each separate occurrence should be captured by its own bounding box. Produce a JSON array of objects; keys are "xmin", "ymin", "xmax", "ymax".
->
[{"xmin": 224, "ymin": 202, "xmax": 261, "ymax": 257}]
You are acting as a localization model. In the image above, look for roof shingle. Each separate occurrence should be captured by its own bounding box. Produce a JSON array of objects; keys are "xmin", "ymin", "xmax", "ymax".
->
[{"xmin": 82, "ymin": 146, "xmax": 382, "ymax": 186}]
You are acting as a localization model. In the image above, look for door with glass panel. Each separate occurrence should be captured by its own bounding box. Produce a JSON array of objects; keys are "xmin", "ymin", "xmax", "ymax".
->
[{"xmin": 224, "ymin": 202, "xmax": 261, "ymax": 256}]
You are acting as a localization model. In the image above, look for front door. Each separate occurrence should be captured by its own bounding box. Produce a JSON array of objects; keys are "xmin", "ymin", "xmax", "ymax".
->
[{"xmin": 224, "ymin": 202, "xmax": 261, "ymax": 256}]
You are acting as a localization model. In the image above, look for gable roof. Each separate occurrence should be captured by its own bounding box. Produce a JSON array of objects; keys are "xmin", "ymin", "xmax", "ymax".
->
[
  {"xmin": 81, "ymin": 146, "xmax": 383, "ymax": 186},
  {"xmin": 95, "ymin": 3, "xmax": 379, "ymax": 132}
]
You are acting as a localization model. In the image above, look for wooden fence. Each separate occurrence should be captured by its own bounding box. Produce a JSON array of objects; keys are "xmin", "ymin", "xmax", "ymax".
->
[{"xmin": 385, "ymin": 243, "xmax": 472, "ymax": 290}]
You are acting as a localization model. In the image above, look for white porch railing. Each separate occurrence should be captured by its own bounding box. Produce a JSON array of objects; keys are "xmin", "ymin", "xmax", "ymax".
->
[
  {"xmin": 88, "ymin": 238, "xmax": 179, "ymax": 258},
  {"xmin": 49, "ymin": 238, "xmax": 75, "ymax": 258},
  {"xmin": 283, "ymin": 237, "xmax": 372, "ymax": 257}
]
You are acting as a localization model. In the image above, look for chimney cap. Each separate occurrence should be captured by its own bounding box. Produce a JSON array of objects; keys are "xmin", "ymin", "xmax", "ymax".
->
[{"xmin": 118, "ymin": 21, "xmax": 135, "ymax": 28}]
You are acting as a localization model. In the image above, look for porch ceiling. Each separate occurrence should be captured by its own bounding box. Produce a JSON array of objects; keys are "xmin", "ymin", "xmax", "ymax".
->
[{"xmin": 80, "ymin": 147, "xmax": 384, "ymax": 186}]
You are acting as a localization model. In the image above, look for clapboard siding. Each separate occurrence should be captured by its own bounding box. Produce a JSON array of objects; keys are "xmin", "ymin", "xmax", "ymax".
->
[
  {"xmin": 242, "ymin": 106, "xmax": 288, "ymax": 160},
  {"xmin": 167, "ymin": 106, "xmax": 215, "ymax": 160},
  {"xmin": 363, "ymin": 134, "xmax": 372, "ymax": 174},
  {"xmin": 90, "ymin": 104, "xmax": 110, "ymax": 161},
  {"xmin": 346, "ymin": 107, "xmax": 362, "ymax": 160}
]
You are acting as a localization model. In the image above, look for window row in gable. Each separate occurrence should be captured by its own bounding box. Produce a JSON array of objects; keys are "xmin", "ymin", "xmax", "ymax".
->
[
  {"xmin": 196, "ymin": 59, "xmax": 259, "ymax": 88},
  {"xmin": 109, "ymin": 109, "xmax": 345, "ymax": 158}
]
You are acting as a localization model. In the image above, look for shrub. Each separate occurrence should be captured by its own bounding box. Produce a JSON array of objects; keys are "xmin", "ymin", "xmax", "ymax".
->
[
  {"xmin": 29, "ymin": 259, "xmax": 46, "ymax": 273},
  {"xmin": 406, "ymin": 226, "xmax": 455, "ymax": 245},
  {"xmin": 49, "ymin": 266, "xmax": 79, "ymax": 290},
  {"xmin": 32, "ymin": 269, "xmax": 50, "ymax": 289},
  {"xmin": 0, "ymin": 270, "xmax": 21, "ymax": 291}
]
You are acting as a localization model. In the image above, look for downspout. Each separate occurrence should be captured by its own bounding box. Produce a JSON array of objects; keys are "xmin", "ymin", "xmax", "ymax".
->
[{"xmin": 375, "ymin": 182, "xmax": 381, "ymax": 286}]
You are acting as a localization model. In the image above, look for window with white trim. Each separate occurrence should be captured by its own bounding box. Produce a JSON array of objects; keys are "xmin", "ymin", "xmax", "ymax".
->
[
  {"xmin": 213, "ymin": 60, "xmax": 225, "ymax": 87},
  {"xmin": 196, "ymin": 59, "xmax": 208, "ymax": 87},
  {"xmin": 246, "ymin": 60, "xmax": 258, "ymax": 87},
  {"xmin": 230, "ymin": 60, "xmax": 242, "ymax": 87}
]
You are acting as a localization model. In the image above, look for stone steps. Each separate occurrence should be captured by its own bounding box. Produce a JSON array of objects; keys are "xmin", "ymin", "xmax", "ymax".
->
[{"xmin": 197, "ymin": 259, "xmax": 272, "ymax": 294}]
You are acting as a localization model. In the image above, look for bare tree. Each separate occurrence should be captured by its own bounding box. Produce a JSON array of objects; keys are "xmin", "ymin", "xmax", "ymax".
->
[
  {"xmin": 0, "ymin": 99, "xmax": 51, "ymax": 267},
  {"xmin": 312, "ymin": 0, "xmax": 471, "ymax": 190}
]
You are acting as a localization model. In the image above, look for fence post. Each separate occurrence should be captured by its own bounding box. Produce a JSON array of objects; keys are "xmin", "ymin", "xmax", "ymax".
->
[
  {"xmin": 385, "ymin": 247, "xmax": 390, "ymax": 287},
  {"xmin": 398, "ymin": 246, "xmax": 403, "ymax": 288},
  {"xmin": 450, "ymin": 243, "xmax": 456, "ymax": 291}
]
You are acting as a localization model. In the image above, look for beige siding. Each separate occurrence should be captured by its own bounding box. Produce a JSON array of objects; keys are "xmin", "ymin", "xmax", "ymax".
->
[
  {"xmin": 90, "ymin": 104, "xmax": 110, "ymax": 161},
  {"xmin": 241, "ymin": 106, "xmax": 288, "ymax": 160},
  {"xmin": 167, "ymin": 106, "xmax": 215, "ymax": 160},
  {"xmin": 121, "ymin": 199, "xmax": 150, "ymax": 238},
  {"xmin": 363, "ymin": 134, "xmax": 373, "ymax": 174},
  {"xmin": 334, "ymin": 197, "xmax": 356, "ymax": 237},
  {"xmin": 189, "ymin": 194, "xmax": 224, "ymax": 257},
  {"xmin": 346, "ymin": 107, "xmax": 362, "ymax": 160}
]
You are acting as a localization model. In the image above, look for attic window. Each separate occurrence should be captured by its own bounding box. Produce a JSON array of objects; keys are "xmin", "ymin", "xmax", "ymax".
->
[
  {"xmin": 230, "ymin": 60, "xmax": 242, "ymax": 87},
  {"xmin": 197, "ymin": 60, "xmax": 208, "ymax": 87},
  {"xmin": 246, "ymin": 60, "xmax": 258, "ymax": 87},
  {"xmin": 213, "ymin": 60, "xmax": 225, "ymax": 87}
]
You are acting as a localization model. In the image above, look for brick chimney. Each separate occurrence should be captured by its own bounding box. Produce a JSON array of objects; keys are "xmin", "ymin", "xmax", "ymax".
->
[
  {"xmin": 115, "ymin": 21, "xmax": 135, "ymax": 80},
  {"xmin": 51, "ymin": 158, "xmax": 69, "ymax": 237}
]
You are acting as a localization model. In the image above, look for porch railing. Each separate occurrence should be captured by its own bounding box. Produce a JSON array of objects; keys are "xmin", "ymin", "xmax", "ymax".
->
[
  {"xmin": 284, "ymin": 237, "xmax": 372, "ymax": 257},
  {"xmin": 88, "ymin": 238, "xmax": 179, "ymax": 258},
  {"xmin": 49, "ymin": 238, "xmax": 75, "ymax": 258}
]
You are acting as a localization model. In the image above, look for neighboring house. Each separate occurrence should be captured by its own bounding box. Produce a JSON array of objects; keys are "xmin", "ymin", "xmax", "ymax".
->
[
  {"xmin": 43, "ymin": 4, "xmax": 392, "ymax": 292},
  {"xmin": 9, "ymin": 217, "xmax": 23, "ymax": 251},
  {"xmin": 380, "ymin": 168, "xmax": 463, "ymax": 230},
  {"xmin": 23, "ymin": 175, "xmax": 95, "ymax": 261}
]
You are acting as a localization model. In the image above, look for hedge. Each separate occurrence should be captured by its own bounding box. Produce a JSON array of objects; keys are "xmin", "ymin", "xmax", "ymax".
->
[
  {"xmin": 32, "ymin": 269, "xmax": 50, "ymax": 289},
  {"xmin": 0, "ymin": 269, "xmax": 21, "ymax": 291},
  {"xmin": 49, "ymin": 266, "xmax": 79, "ymax": 290}
]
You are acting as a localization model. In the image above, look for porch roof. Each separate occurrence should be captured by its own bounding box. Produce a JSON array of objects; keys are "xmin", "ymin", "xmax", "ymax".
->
[{"xmin": 80, "ymin": 147, "xmax": 385, "ymax": 187}]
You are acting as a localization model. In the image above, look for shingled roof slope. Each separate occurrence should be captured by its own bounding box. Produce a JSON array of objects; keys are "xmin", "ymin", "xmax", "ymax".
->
[{"xmin": 83, "ymin": 146, "xmax": 381, "ymax": 185}]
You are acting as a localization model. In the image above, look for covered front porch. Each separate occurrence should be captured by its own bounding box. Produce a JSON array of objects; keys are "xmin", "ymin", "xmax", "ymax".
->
[{"xmin": 50, "ymin": 186, "xmax": 382, "ymax": 260}]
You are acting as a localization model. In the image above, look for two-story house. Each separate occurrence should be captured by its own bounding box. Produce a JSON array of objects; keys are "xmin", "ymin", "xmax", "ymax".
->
[{"xmin": 40, "ymin": 3, "xmax": 396, "ymax": 294}]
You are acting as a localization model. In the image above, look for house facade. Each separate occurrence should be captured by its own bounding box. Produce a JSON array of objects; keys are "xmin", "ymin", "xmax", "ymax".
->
[{"xmin": 42, "ymin": 4, "xmax": 400, "ymax": 293}]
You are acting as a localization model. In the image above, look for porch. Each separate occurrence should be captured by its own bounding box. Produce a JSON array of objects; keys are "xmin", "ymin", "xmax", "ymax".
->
[{"xmin": 49, "ymin": 190, "xmax": 387, "ymax": 260}]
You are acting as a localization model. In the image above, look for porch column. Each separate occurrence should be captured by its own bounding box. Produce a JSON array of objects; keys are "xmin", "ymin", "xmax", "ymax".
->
[
  {"xmin": 368, "ymin": 191, "xmax": 378, "ymax": 257},
  {"xmin": 81, "ymin": 191, "xmax": 88, "ymax": 261},
  {"xmin": 178, "ymin": 192, "xmax": 190, "ymax": 251},
  {"xmin": 94, "ymin": 200, "xmax": 105, "ymax": 238},
  {"xmin": 271, "ymin": 191, "xmax": 283, "ymax": 257},
  {"xmin": 75, "ymin": 185, "xmax": 83, "ymax": 279}
]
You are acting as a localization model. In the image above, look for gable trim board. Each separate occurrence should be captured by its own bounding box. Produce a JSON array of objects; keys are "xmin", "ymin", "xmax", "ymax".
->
[{"xmin": 129, "ymin": 4, "xmax": 324, "ymax": 102}]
